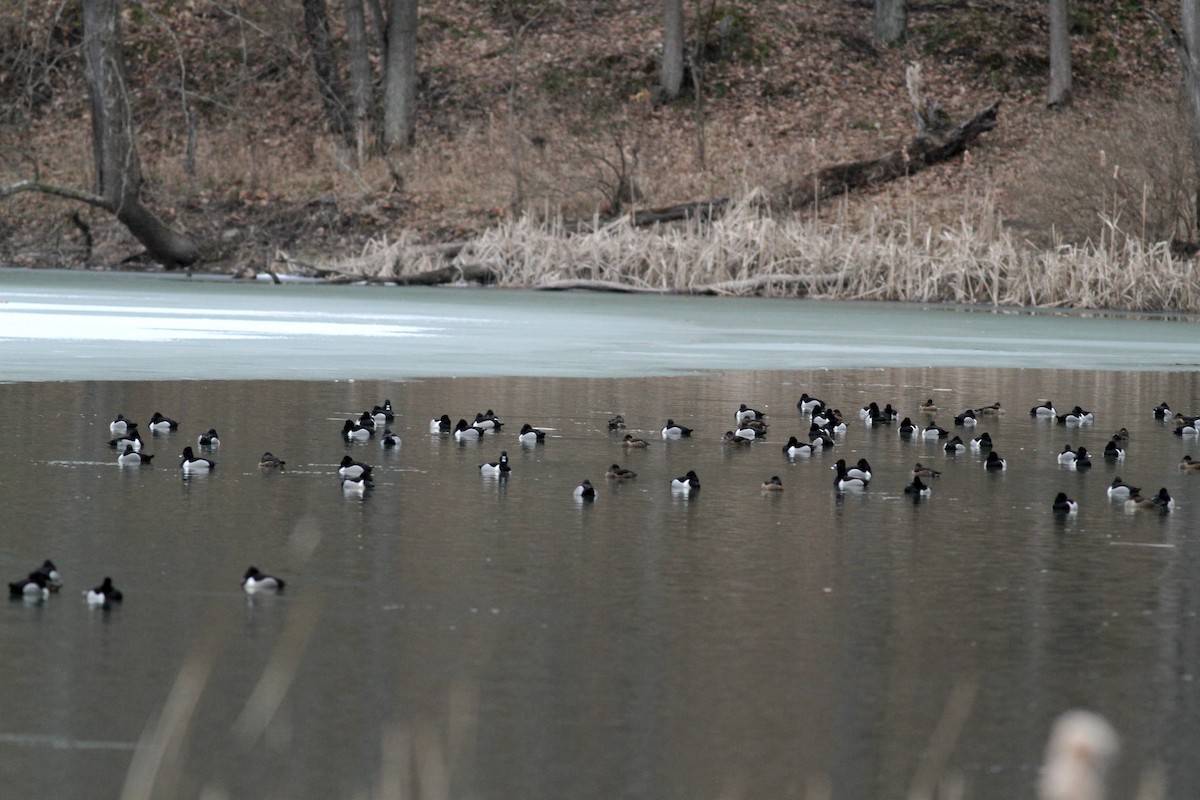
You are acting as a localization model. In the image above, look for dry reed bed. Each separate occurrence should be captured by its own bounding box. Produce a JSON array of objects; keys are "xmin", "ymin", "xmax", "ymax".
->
[{"xmin": 326, "ymin": 193, "xmax": 1200, "ymax": 313}]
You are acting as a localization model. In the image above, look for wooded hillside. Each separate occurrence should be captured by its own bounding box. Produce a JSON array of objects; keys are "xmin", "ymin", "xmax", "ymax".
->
[{"xmin": 0, "ymin": 0, "xmax": 1188, "ymax": 275}]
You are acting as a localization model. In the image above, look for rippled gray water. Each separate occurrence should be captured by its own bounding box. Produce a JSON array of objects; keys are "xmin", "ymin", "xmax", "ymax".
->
[{"xmin": 2, "ymin": 364, "xmax": 1200, "ymax": 799}]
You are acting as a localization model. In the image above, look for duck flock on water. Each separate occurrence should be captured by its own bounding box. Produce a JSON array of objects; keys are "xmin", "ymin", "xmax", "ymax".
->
[{"xmin": 10, "ymin": 394, "xmax": 1195, "ymax": 605}]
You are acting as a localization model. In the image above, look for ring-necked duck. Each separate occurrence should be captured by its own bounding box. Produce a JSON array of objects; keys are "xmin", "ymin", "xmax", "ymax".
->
[
  {"xmin": 118, "ymin": 444, "xmax": 154, "ymax": 466},
  {"xmin": 782, "ymin": 436, "xmax": 813, "ymax": 457},
  {"xmin": 453, "ymin": 419, "xmax": 484, "ymax": 441},
  {"xmin": 473, "ymin": 411, "xmax": 503, "ymax": 432},
  {"xmin": 671, "ymin": 470, "xmax": 701, "ymax": 490},
  {"xmin": 180, "ymin": 446, "xmax": 215, "ymax": 473},
  {"xmin": 1068, "ymin": 447, "xmax": 1092, "ymax": 470},
  {"xmin": 242, "ymin": 566, "xmax": 285, "ymax": 593},
  {"xmin": 479, "ymin": 451, "xmax": 511, "ymax": 476},
  {"xmin": 904, "ymin": 475, "xmax": 932, "ymax": 497},
  {"xmin": 606, "ymin": 464, "xmax": 638, "ymax": 480},
  {"xmin": 259, "ymin": 452, "xmax": 286, "ymax": 469},
  {"xmin": 1126, "ymin": 488, "xmax": 1174, "ymax": 512},
  {"xmin": 1058, "ymin": 406, "xmax": 1094, "ymax": 426},
  {"xmin": 9, "ymin": 572, "xmax": 49, "ymax": 599},
  {"xmin": 797, "ymin": 393, "xmax": 825, "ymax": 414},
  {"xmin": 1030, "ymin": 400, "xmax": 1056, "ymax": 417},
  {"xmin": 343, "ymin": 419, "xmax": 374, "ymax": 441},
  {"xmin": 1106, "ymin": 477, "xmax": 1138, "ymax": 498},
  {"xmin": 518, "ymin": 424, "xmax": 546, "ymax": 444},
  {"xmin": 832, "ymin": 459, "xmax": 868, "ymax": 490},
  {"xmin": 371, "ymin": 401, "xmax": 395, "ymax": 426},
  {"xmin": 922, "ymin": 421, "xmax": 949, "ymax": 439},
  {"xmin": 953, "ymin": 409, "xmax": 977, "ymax": 427},
  {"xmin": 148, "ymin": 412, "xmax": 179, "ymax": 433},
  {"xmin": 661, "ymin": 419, "xmax": 694, "ymax": 438},
  {"xmin": 338, "ymin": 455, "xmax": 373, "ymax": 481},
  {"xmin": 109, "ymin": 430, "xmax": 143, "ymax": 451},
  {"xmin": 1052, "ymin": 492, "xmax": 1079, "ymax": 513},
  {"xmin": 33, "ymin": 560, "xmax": 62, "ymax": 591},
  {"xmin": 85, "ymin": 577, "xmax": 123, "ymax": 606},
  {"xmin": 912, "ymin": 463, "xmax": 941, "ymax": 478},
  {"xmin": 736, "ymin": 404, "xmax": 765, "ymax": 424}
]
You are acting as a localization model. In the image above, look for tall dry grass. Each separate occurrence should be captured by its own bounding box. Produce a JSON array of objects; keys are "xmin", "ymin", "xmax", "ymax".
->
[{"xmin": 320, "ymin": 188, "xmax": 1200, "ymax": 313}]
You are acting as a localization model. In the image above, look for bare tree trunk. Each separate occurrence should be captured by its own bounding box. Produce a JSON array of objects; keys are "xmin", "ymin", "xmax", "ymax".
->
[
  {"xmin": 302, "ymin": 0, "xmax": 353, "ymax": 142},
  {"xmin": 1048, "ymin": 0, "xmax": 1072, "ymax": 106},
  {"xmin": 660, "ymin": 0, "xmax": 684, "ymax": 101},
  {"xmin": 873, "ymin": 0, "xmax": 907, "ymax": 45},
  {"xmin": 382, "ymin": 0, "xmax": 418, "ymax": 150},
  {"xmin": 1148, "ymin": 4, "xmax": 1200, "ymax": 235},
  {"xmin": 692, "ymin": 0, "xmax": 715, "ymax": 170},
  {"xmin": 368, "ymin": 0, "xmax": 388, "ymax": 60},
  {"xmin": 81, "ymin": 0, "xmax": 198, "ymax": 267},
  {"xmin": 344, "ymin": 0, "xmax": 378, "ymax": 157}
]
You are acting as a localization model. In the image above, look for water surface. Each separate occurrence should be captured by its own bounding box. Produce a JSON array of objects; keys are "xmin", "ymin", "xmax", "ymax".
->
[
  {"xmin": 3, "ymin": 270, "xmax": 1200, "ymax": 798},
  {"xmin": 2, "ymin": 368, "xmax": 1199, "ymax": 800}
]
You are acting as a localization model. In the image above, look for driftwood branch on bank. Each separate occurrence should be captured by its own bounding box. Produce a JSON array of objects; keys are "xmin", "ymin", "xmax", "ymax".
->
[
  {"xmin": 561, "ymin": 198, "xmax": 731, "ymax": 233},
  {"xmin": 533, "ymin": 271, "xmax": 850, "ymax": 295},
  {"xmin": 534, "ymin": 279, "xmax": 666, "ymax": 293}
]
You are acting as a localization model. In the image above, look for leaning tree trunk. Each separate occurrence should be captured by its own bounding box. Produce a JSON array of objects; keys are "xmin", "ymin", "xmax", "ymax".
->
[
  {"xmin": 82, "ymin": 0, "xmax": 198, "ymax": 267},
  {"xmin": 382, "ymin": 0, "xmax": 418, "ymax": 150},
  {"xmin": 1048, "ymin": 0, "xmax": 1072, "ymax": 106},
  {"xmin": 778, "ymin": 65, "xmax": 999, "ymax": 210}
]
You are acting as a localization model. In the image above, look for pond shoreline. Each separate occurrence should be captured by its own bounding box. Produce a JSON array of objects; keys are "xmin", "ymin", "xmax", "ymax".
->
[{"xmin": 14, "ymin": 188, "xmax": 1200, "ymax": 316}]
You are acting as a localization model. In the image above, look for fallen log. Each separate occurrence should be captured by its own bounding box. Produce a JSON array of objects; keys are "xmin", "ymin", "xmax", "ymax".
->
[
  {"xmin": 777, "ymin": 100, "xmax": 1000, "ymax": 211},
  {"xmin": 685, "ymin": 271, "xmax": 852, "ymax": 296},
  {"xmin": 390, "ymin": 263, "xmax": 498, "ymax": 286}
]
